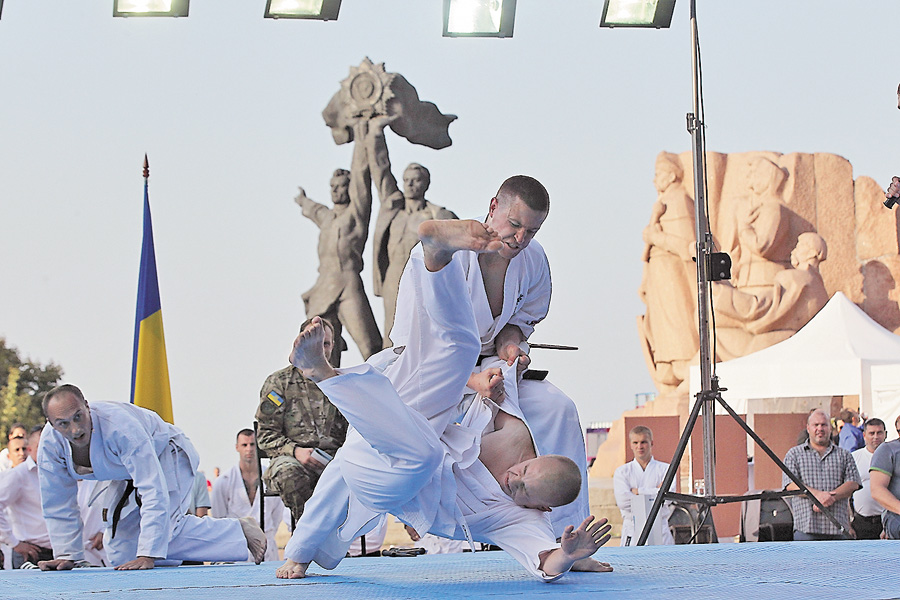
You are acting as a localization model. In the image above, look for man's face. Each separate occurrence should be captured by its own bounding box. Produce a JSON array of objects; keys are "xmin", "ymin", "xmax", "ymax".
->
[
  {"xmin": 864, "ymin": 424, "xmax": 886, "ymax": 453},
  {"xmin": 236, "ymin": 433, "xmax": 257, "ymax": 466},
  {"xmin": 501, "ymin": 457, "xmax": 555, "ymax": 511},
  {"xmin": 487, "ymin": 196, "xmax": 548, "ymax": 260},
  {"xmin": 402, "ymin": 168, "xmax": 428, "ymax": 200},
  {"xmin": 807, "ymin": 412, "xmax": 832, "ymax": 446},
  {"xmin": 46, "ymin": 392, "xmax": 93, "ymax": 449},
  {"xmin": 330, "ymin": 176, "xmax": 350, "ymax": 205},
  {"xmin": 7, "ymin": 436, "xmax": 27, "ymax": 467},
  {"xmin": 630, "ymin": 433, "xmax": 653, "ymax": 462}
]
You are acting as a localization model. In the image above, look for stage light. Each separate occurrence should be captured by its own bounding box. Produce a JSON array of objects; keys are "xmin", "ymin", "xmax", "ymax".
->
[
  {"xmin": 598, "ymin": 0, "xmax": 675, "ymax": 29},
  {"xmin": 264, "ymin": 0, "xmax": 341, "ymax": 20},
  {"xmin": 442, "ymin": 0, "xmax": 516, "ymax": 38},
  {"xmin": 113, "ymin": 0, "xmax": 189, "ymax": 17}
]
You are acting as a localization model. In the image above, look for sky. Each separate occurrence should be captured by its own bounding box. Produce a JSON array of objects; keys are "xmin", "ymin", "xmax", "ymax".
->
[{"xmin": 1, "ymin": 1, "xmax": 899, "ymax": 473}]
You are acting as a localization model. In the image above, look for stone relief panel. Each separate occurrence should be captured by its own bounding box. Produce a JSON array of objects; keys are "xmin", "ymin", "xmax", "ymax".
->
[{"xmin": 638, "ymin": 150, "xmax": 900, "ymax": 395}]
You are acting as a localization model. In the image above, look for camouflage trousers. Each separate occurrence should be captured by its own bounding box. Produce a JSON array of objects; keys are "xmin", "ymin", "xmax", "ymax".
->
[{"xmin": 263, "ymin": 455, "xmax": 323, "ymax": 523}]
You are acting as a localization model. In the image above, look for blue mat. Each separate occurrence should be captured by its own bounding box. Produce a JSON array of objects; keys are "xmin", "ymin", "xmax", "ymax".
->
[{"xmin": 2, "ymin": 541, "xmax": 898, "ymax": 600}]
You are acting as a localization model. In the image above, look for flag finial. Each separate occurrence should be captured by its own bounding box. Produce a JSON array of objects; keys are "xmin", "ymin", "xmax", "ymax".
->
[{"xmin": 143, "ymin": 154, "xmax": 149, "ymax": 179}]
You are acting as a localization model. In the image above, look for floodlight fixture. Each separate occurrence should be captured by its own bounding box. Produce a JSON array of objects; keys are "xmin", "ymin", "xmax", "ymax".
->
[
  {"xmin": 113, "ymin": 0, "xmax": 189, "ymax": 17},
  {"xmin": 442, "ymin": 0, "xmax": 516, "ymax": 38},
  {"xmin": 598, "ymin": 0, "xmax": 675, "ymax": 29},
  {"xmin": 264, "ymin": 0, "xmax": 341, "ymax": 20}
]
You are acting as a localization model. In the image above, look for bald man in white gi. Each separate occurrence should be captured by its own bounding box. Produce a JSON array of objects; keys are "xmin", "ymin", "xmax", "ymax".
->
[
  {"xmin": 36, "ymin": 386, "xmax": 267, "ymax": 570},
  {"xmin": 276, "ymin": 219, "xmax": 611, "ymax": 581},
  {"xmin": 389, "ymin": 175, "xmax": 589, "ymax": 539}
]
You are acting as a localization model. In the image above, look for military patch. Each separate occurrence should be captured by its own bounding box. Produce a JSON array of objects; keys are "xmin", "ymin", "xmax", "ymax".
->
[{"xmin": 266, "ymin": 391, "xmax": 284, "ymax": 407}]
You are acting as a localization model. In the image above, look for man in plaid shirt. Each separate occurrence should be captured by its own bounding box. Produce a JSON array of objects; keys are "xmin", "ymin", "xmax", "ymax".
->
[{"xmin": 782, "ymin": 409, "xmax": 861, "ymax": 540}]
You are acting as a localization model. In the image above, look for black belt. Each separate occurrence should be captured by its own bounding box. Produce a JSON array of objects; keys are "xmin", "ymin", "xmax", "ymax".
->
[
  {"xmin": 853, "ymin": 513, "xmax": 882, "ymax": 523},
  {"xmin": 110, "ymin": 480, "xmax": 141, "ymax": 538}
]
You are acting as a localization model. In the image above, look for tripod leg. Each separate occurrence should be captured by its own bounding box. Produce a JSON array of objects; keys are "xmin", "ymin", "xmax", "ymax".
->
[
  {"xmin": 637, "ymin": 393, "xmax": 705, "ymax": 546},
  {"xmin": 714, "ymin": 394, "xmax": 847, "ymax": 536}
]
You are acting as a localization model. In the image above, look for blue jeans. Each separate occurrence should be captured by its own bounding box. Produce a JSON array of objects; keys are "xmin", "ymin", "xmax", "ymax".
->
[{"xmin": 884, "ymin": 512, "xmax": 900, "ymax": 539}]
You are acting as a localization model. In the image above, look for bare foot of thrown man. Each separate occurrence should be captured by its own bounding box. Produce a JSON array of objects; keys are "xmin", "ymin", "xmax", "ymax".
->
[
  {"xmin": 288, "ymin": 317, "xmax": 338, "ymax": 383},
  {"xmin": 418, "ymin": 219, "xmax": 503, "ymax": 272}
]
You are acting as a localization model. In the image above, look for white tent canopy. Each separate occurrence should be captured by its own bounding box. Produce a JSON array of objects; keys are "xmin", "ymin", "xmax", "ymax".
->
[{"xmin": 689, "ymin": 292, "xmax": 900, "ymax": 429}]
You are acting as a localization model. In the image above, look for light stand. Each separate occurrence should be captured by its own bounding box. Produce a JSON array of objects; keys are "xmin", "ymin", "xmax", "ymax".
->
[{"xmin": 626, "ymin": 0, "xmax": 848, "ymax": 545}]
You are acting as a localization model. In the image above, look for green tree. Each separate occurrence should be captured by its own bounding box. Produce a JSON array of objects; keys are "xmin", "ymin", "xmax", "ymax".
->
[{"xmin": 0, "ymin": 337, "xmax": 63, "ymax": 437}]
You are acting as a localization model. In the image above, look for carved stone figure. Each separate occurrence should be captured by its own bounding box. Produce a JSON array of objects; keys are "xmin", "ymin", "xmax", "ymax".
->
[
  {"xmin": 297, "ymin": 121, "xmax": 382, "ymax": 366},
  {"xmin": 367, "ymin": 119, "xmax": 457, "ymax": 346},
  {"xmin": 637, "ymin": 152, "xmax": 698, "ymax": 394},
  {"xmin": 731, "ymin": 157, "xmax": 793, "ymax": 292},
  {"xmin": 713, "ymin": 232, "xmax": 829, "ymax": 356}
]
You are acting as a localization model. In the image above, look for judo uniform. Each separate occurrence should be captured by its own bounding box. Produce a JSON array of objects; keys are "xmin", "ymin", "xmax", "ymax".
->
[
  {"xmin": 391, "ymin": 241, "xmax": 590, "ymax": 537},
  {"xmin": 38, "ymin": 402, "xmax": 250, "ymax": 565},
  {"xmin": 211, "ymin": 465, "xmax": 284, "ymax": 562},
  {"xmin": 613, "ymin": 458, "xmax": 675, "ymax": 546},
  {"xmin": 283, "ymin": 251, "xmax": 564, "ymax": 580}
]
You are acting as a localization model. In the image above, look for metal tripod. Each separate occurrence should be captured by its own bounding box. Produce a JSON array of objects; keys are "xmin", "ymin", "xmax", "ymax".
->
[{"xmin": 635, "ymin": 0, "xmax": 847, "ymax": 545}]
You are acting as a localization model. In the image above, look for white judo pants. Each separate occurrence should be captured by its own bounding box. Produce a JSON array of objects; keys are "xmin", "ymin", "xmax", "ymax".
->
[
  {"xmin": 103, "ymin": 443, "xmax": 249, "ymax": 566},
  {"xmin": 283, "ymin": 252, "xmax": 480, "ymax": 567}
]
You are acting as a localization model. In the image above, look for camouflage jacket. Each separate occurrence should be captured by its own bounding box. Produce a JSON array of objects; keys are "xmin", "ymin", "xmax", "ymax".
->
[{"xmin": 255, "ymin": 365, "xmax": 348, "ymax": 459}]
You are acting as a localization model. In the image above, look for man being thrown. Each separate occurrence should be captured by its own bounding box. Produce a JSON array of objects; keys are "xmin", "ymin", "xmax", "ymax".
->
[
  {"xmin": 37, "ymin": 385, "xmax": 267, "ymax": 570},
  {"xmin": 276, "ymin": 219, "xmax": 611, "ymax": 581}
]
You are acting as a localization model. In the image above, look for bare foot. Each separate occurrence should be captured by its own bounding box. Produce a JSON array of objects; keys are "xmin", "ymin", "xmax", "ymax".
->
[
  {"xmin": 571, "ymin": 557, "xmax": 614, "ymax": 572},
  {"xmin": 418, "ymin": 220, "xmax": 503, "ymax": 271},
  {"xmin": 275, "ymin": 558, "xmax": 309, "ymax": 579},
  {"xmin": 288, "ymin": 317, "xmax": 337, "ymax": 382},
  {"xmin": 239, "ymin": 517, "xmax": 267, "ymax": 564}
]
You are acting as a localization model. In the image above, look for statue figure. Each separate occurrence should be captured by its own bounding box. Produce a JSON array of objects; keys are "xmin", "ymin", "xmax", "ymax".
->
[
  {"xmin": 713, "ymin": 232, "xmax": 829, "ymax": 355},
  {"xmin": 637, "ymin": 152, "xmax": 698, "ymax": 394},
  {"xmin": 366, "ymin": 118, "xmax": 457, "ymax": 346},
  {"xmin": 296, "ymin": 121, "xmax": 382, "ymax": 366},
  {"xmin": 732, "ymin": 156, "xmax": 792, "ymax": 292}
]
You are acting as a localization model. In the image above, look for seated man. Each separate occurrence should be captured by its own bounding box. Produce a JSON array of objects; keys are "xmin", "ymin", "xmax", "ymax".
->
[
  {"xmin": 211, "ymin": 429, "xmax": 284, "ymax": 562},
  {"xmin": 37, "ymin": 385, "xmax": 267, "ymax": 571},
  {"xmin": 276, "ymin": 220, "xmax": 611, "ymax": 581},
  {"xmin": 0, "ymin": 428, "xmax": 53, "ymax": 568},
  {"xmin": 255, "ymin": 317, "xmax": 348, "ymax": 524}
]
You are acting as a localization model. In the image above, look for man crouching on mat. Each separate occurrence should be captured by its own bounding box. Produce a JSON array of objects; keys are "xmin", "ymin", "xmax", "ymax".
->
[{"xmin": 275, "ymin": 219, "xmax": 612, "ymax": 581}]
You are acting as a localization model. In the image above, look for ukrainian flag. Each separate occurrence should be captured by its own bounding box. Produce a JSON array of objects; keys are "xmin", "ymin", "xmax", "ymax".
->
[{"xmin": 130, "ymin": 170, "xmax": 174, "ymax": 423}]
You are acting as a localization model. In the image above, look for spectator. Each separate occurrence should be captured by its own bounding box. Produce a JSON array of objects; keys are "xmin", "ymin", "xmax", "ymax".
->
[
  {"xmin": 850, "ymin": 418, "xmax": 887, "ymax": 539},
  {"xmin": 0, "ymin": 429, "xmax": 53, "ymax": 568},
  {"xmin": 870, "ymin": 415, "xmax": 900, "ymax": 539},
  {"xmin": 0, "ymin": 424, "xmax": 27, "ymax": 472},
  {"xmin": 838, "ymin": 409, "xmax": 865, "ymax": 452}
]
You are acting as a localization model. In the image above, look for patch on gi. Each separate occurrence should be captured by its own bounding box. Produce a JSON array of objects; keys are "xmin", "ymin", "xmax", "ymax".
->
[{"xmin": 261, "ymin": 391, "xmax": 284, "ymax": 414}]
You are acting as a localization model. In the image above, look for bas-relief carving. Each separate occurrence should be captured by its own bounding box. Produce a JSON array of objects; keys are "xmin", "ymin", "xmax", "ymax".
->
[
  {"xmin": 299, "ymin": 58, "xmax": 458, "ymax": 362},
  {"xmin": 639, "ymin": 150, "xmax": 900, "ymax": 395}
]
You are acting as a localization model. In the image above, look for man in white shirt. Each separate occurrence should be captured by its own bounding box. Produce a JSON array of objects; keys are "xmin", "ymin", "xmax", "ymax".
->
[
  {"xmin": 851, "ymin": 417, "xmax": 887, "ymax": 539},
  {"xmin": 211, "ymin": 429, "xmax": 284, "ymax": 562},
  {"xmin": 613, "ymin": 426, "xmax": 675, "ymax": 546},
  {"xmin": 0, "ymin": 423, "xmax": 27, "ymax": 472},
  {"xmin": 0, "ymin": 428, "xmax": 53, "ymax": 568}
]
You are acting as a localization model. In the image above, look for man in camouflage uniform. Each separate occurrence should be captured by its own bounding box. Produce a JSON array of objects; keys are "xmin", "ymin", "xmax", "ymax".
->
[{"xmin": 256, "ymin": 318, "xmax": 348, "ymax": 522}]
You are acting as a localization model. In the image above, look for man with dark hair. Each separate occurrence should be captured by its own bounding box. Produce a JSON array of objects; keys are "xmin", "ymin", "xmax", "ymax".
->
[
  {"xmin": 211, "ymin": 429, "xmax": 284, "ymax": 562},
  {"xmin": 0, "ymin": 428, "xmax": 52, "ymax": 568},
  {"xmin": 256, "ymin": 317, "xmax": 348, "ymax": 524},
  {"xmin": 276, "ymin": 219, "xmax": 610, "ymax": 582},
  {"xmin": 870, "ymin": 415, "xmax": 900, "ymax": 539},
  {"xmin": 0, "ymin": 423, "xmax": 27, "ymax": 471},
  {"xmin": 851, "ymin": 417, "xmax": 887, "ymax": 539},
  {"xmin": 839, "ymin": 409, "xmax": 865, "ymax": 452},
  {"xmin": 782, "ymin": 409, "xmax": 861, "ymax": 540},
  {"xmin": 37, "ymin": 384, "xmax": 266, "ymax": 570}
]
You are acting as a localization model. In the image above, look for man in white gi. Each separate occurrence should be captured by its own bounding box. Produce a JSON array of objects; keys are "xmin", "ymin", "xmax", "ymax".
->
[
  {"xmin": 613, "ymin": 426, "xmax": 675, "ymax": 546},
  {"xmin": 850, "ymin": 417, "xmax": 887, "ymax": 539},
  {"xmin": 211, "ymin": 428, "xmax": 284, "ymax": 562},
  {"xmin": 36, "ymin": 385, "xmax": 267, "ymax": 571},
  {"xmin": 389, "ymin": 175, "xmax": 591, "ymax": 540},
  {"xmin": 276, "ymin": 219, "xmax": 611, "ymax": 581},
  {"xmin": 0, "ymin": 428, "xmax": 54, "ymax": 568}
]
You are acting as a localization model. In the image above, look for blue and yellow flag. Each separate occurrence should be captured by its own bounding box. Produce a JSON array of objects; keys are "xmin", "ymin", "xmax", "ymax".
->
[{"xmin": 130, "ymin": 168, "xmax": 174, "ymax": 423}]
